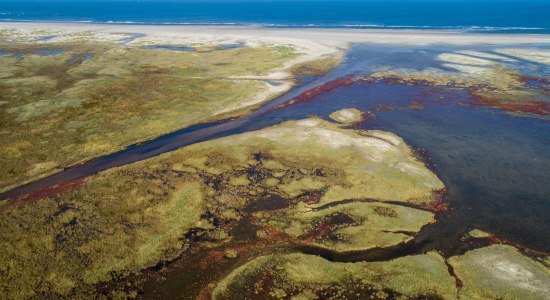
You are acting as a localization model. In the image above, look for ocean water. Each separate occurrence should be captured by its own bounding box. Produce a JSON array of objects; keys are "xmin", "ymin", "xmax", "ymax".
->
[{"xmin": 0, "ymin": 0, "xmax": 549, "ymax": 34}]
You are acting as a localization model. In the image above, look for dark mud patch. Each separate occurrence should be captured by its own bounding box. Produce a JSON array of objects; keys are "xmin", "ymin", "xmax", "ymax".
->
[
  {"xmin": 246, "ymin": 194, "xmax": 292, "ymax": 212},
  {"xmin": 295, "ymin": 237, "xmax": 430, "ymax": 263},
  {"xmin": 444, "ymin": 259, "xmax": 464, "ymax": 292}
]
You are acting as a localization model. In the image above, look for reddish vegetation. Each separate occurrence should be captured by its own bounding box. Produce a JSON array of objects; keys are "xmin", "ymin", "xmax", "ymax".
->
[
  {"xmin": 464, "ymin": 232, "xmax": 549, "ymax": 256},
  {"xmin": 22, "ymin": 178, "xmax": 84, "ymax": 201},
  {"xmin": 471, "ymin": 95, "xmax": 550, "ymax": 116},
  {"xmin": 1, "ymin": 178, "xmax": 85, "ymax": 212},
  {"xmin": 274, "ymin": 75, "xmax": 357, "ymax": 110},
  {"xmin": 302, "ymin": 213, "xmax": 356, "ymax": 241},
  {"xmin": 252, "ymin": 269, "xmax": 277, "ymax": 296},
  {"xmin": 199, "ymin": 251, "xmax": 227, "ymax": 269},
  {"xmin": 294, "ymin": 75, "xmax": 356, "ymax": 103},
  {"xmin": 426, "ymin": 188, "xmax": 450, "ymax": 212},
  {"xmin": 295, "ymin": 190, "xmax": 322, "ymax": 204},
  {"xmin": 374, "ymin": 104, "xmax": 395, "ymax": 111}
]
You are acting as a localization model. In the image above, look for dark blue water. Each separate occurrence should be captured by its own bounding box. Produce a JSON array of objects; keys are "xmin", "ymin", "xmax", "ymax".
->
[{"xmin": 1, "ymin": 0, "xmax": 549, "ymax": 34}]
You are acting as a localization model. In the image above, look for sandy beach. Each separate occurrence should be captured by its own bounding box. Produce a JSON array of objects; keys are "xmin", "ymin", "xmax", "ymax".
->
[{"xmin": 2, "ymin": 22, "xmax": 550, "ymax": 48}]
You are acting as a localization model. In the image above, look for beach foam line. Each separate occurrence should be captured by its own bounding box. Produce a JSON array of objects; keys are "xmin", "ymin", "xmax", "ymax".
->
[{"xmin": 0, "ymin": 19, "xmax": 547, "ymax": 33}]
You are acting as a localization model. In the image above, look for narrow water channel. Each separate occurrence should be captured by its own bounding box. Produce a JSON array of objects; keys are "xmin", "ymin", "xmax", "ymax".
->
[{"xmin": 2, "ymin": 43, "xmax": 549, "ymax": 256}]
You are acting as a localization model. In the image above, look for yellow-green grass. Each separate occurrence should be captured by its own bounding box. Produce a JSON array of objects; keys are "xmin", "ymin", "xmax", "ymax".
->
[
  {"xmin": 213, "ymin": 244, "xmax": 550, "ymax": 300},
  {"xmin": 0, "ymin": 168, "xmax": 208, "ymax": 298},
  {"xmin": 467, "ymin": 228, "xmax": 493, "ymax": 239},
  {"xmin": 254, "ymin": 201, "xmax": 435, "ymax": 252},
  {"xmin": 449, "ymin": 245, "xmax": 550, "ymax": 299},
  {"xmin": 0, "ymin": 39, "xmax": 302, "ymax": 192},
  {"xmin": 211, "ymin": 252, "xmax": 457, "ymax": 299},
  {"xmin": 0, "ymin": 115, "xmax": 443, "ymax": 298}
]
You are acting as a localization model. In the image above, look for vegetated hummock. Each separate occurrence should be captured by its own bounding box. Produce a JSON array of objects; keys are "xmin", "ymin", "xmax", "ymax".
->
[
  {"xmin": 211, "ymin": 245, "xmax": 550, "ymax": 299},
  {"xmin": 0, "ymin": 30, "xmax": 341, "ymax": 193},
  {"xmin": 449, "ymin": 245, "xmax": 550, "ymax": 299},
  {"xmin": 328, "ymin": 108, "xmax": 364, "ymax": 124},
  {"xmin": 254, "ymin": 200, "xmax": 434, "ymax": 252},
  {"xmin": 211, "ymin": 252, "xmax": 458, "ymax": 299},
  {"xmin": 0, "ymin": 115, "xmax": 445, "ymax": 298}
]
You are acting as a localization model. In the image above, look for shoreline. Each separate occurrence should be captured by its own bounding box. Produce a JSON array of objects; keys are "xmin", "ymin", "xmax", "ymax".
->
[{"xmin": 2, "ymin": 21, "xmax": 550, "ymax": 47}]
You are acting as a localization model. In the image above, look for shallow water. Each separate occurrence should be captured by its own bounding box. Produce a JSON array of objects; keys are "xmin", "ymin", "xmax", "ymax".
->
[
  {"xmin": 136, "ymin": 44, "xmax": 550, "ymax": 298},
  {"xmin": 242, "ymin": 44, "xmax": 550, "ymax": 252},
  {"xmin": 216, "ymin": 43, "xmax": 243, "ymax": 50},
  {"xmin": 1, "ymin": 41, "xmax": 547, "ymax": 297},
  {"xmin": 34, "ymin": 34, "xmax": 55, "ymax": 42},
  {"xmin": 251, "ymin": 79, "xmax": 550, "ymax": 252},
  {"xmin": 2, "ymin": 44, "xmax": 549, "ymax": 255},
  {"xmin": 32, "ymin": 48, "xmax": 63, "ymax": 56}
]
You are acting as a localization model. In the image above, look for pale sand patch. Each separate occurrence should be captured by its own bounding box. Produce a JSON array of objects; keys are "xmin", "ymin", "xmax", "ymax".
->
[
  {"xmin": 214, "ymin": 79, "xmax": 293, "ymax": 115},
  {"xmin": 436, "ymin": 62, "xmax": 524, "ymax": 91},
  {"xmin": 328, "ymin": 108, "xmax": 364, "ymax": 124},
  {"xmin": 366, "ymin": 130, "xmax": 405, "ymax": 147},
  {"xmin": 494, "ymin": 48, "xmax": 550, "ymax": 65},
  {"xmin": 0, "ymin": 28, "xmax": 60, "ymax": 42},
  {"xmin": 456, "ymin": 50, "xmax": 517, "ymax": 62},
  {"xmin": 37, "ymin": 31, "xmax": 134, "ymax": 44},
  {"xmin": 438, "ymin": 53, "xmax": 500, "ymax": 66},
  {"xmin": 450, "ymin": 245, "xmax": 550, "ymax": 299}
]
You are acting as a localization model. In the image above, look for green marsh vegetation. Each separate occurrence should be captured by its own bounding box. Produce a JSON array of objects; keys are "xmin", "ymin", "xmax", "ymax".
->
[
  {"xmin": 1, "ymin": 30, "xmax": 547, "ymax": 299},
  {"xmin": 211, "ymin": 252, "xmax": 458, "ymax": 299},
  {"xmin": 1, "ymin": 113, "xmax": 547, "ymax": 299},
  {"xmin": 211, "ymin": 245, "xmax": 550, "ymax": 299},
  {"xmin": 0, "ymin": 37, "xmax": 305, "ymax": 192},
  {"xmin": 0, "ymin": 116, "xmax": 446, "ymax": 298}
]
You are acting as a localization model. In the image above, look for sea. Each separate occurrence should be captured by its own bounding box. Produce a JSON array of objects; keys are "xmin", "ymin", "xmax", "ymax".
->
[{"xmin": 0, "ymin": 0, "xmax": 549, "ymax": 34}]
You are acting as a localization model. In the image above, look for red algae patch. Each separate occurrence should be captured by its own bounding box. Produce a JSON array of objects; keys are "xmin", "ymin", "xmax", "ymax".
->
[
  {"xmin": 2, "ymin": 178, "xmax": 85, "ymax": 210},
  {"xmin": 470, "ymin": 94, "xmax": 550, "ymax": 116},
  {"xmin": 275, "ymin": 75, "xmax": 357, "ymax": 110}
]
